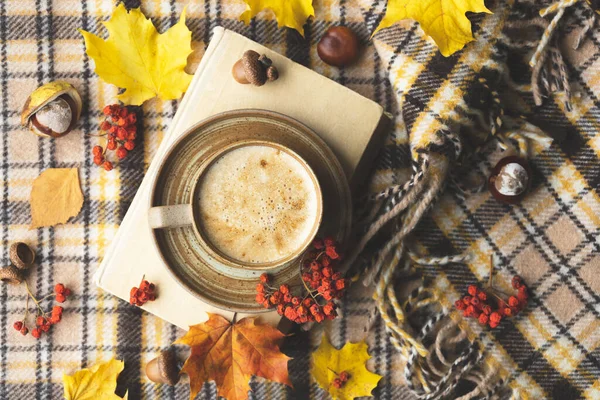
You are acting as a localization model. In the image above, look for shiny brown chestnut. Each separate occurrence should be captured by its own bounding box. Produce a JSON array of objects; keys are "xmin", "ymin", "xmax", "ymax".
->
[
  {"xmin": 488, "ymin": 156, "xmax": 531, "ymax": 204},
  {"xmin": 317, "ymin": 26, "xmax": 360, "ymax": 67}
]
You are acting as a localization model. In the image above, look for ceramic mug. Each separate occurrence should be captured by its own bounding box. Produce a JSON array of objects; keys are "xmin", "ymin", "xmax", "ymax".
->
[{"xmin": 148, "ymin": 140, "xmax": 323, "ymax": 273}]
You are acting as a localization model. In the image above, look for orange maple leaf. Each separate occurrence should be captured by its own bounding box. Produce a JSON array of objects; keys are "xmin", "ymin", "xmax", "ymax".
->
[{"xmin": 175, "ymin": 313, "xmax": 292, "ymax": 400}]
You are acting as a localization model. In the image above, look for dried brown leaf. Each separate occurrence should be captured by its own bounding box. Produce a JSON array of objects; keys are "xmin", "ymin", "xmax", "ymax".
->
[
  {"xmin": 175, "ymin": 313, "xmax": 292, "ymax": 400},
  {"xmin": 30, "ymin": 168, "xmax": 83, "ymax": 228}
]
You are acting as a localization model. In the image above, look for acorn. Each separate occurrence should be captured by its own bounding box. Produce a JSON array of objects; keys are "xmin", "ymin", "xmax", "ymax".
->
[
  {"xmin": 21, "ymin": 81, "xmax": 82, "ymax": 138},
  {"xmin": 488, "ymin": 156, "xmax": 531, "ymax": 204},
  {"xmin": 0, "ymin": 265, "xmax": 23, "ymax": 285},
  {"xmin": 232, "ymin": 50, "xmax": 279, "ymax": 86},
  {"xmin": 9, "ymin": 242, "xmax": 35, "ymax": 270},
  {"xmin": 145, "ymin": 349, "xmax": 180, "ymax": 385}
]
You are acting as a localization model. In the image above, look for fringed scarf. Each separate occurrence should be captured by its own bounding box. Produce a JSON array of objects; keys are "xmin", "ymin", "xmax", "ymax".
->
[{"xmin": 341, "ymin": 0, "xmax": 598, "ymax": 398}]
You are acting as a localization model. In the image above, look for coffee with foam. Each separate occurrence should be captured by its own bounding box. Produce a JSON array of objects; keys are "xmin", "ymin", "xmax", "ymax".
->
[{"xmin": 197, "ymin": 144, "xmax": 320, "ymax": 264}]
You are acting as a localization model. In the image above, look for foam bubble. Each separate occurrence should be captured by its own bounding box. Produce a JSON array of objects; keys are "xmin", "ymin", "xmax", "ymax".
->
[{"xmin": 197, "ymin": 145, "xmax": 319, "ymax": 264}]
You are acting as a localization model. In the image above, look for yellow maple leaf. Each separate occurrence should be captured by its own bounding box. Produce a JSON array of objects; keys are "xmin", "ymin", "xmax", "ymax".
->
[
  {"xmin": 79, "ymin": 4, "xmax": 193, "ymax": 105},
  {"xmin": 239, "ymin": 0, "xmax": 315, "ymax": 36},
  {"xmin": 311, "ymin": 334, "xmax": 382, "ymax": 400},
  {"xmin": 30, "ymin": 168, "xmax": 84, "ymax": 229},
  {"xmin": 374, "ymin": 0, "xmax": 492, "ymax": 57},
  {"xmin": 63, "ymin": 358, "xmax": 127, "ymax": 400}
]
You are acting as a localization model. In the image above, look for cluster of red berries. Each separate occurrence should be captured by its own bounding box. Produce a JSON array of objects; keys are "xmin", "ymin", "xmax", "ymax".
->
[
  {"xmin": 13, "ymin": 283, "xmax": 71, "ymax": 339},
  {"xmin": 332, "ymin": 371, "xmax": 350, "ymax": 389},
  {"xmin": 129, "ymin": 277, "xmax": 157, "ymax": 306},
  {"xmin": 255, "ymin": 237, "xmax": 347, "ymax": 324},
  {"xmin": 92, "ymin": 104, "xmax": 138, "ymax": 171},
  {"xmin": 455, "ymin": 275, "xmax": 528, "ymax": 328},
  {"xmin": 301, "ymin": 237, "xmax": 346, "ymax": 301},
  {"xmin": 54, "ymin": 283, "xmax": 71, "ymax": 303}
]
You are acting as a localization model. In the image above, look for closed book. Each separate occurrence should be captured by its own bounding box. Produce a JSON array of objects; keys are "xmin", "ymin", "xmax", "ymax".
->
[{"xmin": 93, "ymin": 27, "xmax": 389, "ymax": 329}]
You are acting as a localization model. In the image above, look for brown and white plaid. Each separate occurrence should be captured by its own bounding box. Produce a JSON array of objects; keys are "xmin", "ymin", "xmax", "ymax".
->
[{"xmin": 1, "ymin": 0, "xmax": 600, "ymax": 399}]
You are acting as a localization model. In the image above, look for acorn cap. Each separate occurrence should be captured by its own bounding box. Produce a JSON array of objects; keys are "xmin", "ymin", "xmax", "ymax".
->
[
  {"xmin": 146, "ymin": 350, "xmax": 180, "ymax": 385},
  {"xmin": 0, "ymin": 266, "xmax": 23, "ymax": 285},
  {"xmin": 266, "ymin": 66, "xmax": 279, "ymax": 82},
  {"xmin": 9, "ymin": 242, "xmax": 35, "ymax": 270},
  {"xmin": 241, "ymin": 50, "xmax": 267, "ymax": 86},
  {"xmin": 258, "ymin": 54, "xmax": 273, "ymax": 68},
  {"xmin": 21, "ymin": 81, "xmax": 82, "ymax": 138}
]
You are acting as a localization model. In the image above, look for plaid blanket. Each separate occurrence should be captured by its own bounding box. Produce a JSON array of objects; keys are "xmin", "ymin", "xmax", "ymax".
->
[{"xmin": 2, "ymin": 0, "xmax": 600, "ymax": 399}]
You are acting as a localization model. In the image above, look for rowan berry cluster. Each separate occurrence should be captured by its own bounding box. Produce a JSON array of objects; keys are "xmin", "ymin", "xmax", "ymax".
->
[
  {"xmin": 129, "ymin": 277, "xmax": 157, "ymax": 306},
  {"xmin": 92, "ymin": 104, "xmax": 138, "ymax": 171},
  {"xmin": 54, "ymin": 283, "xmax": 71, "ymax": 303},
  {"xmin": 13, "ymin": 283, "xmax": 71, "ymax": 339},
  {"xmin": 332, "ymin": 371, "xmax": 350, "ymax": 389},
  {"xmin": 455, "ymin": 275, "xmax": 528, "ymax": 328},
  {"xmin": 255, "ymin": 237, "xmax": 347, "ymax": 324}
]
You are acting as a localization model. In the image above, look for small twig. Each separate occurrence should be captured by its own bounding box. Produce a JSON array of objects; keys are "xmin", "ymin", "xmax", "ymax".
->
[
  {"xmin": 37, "ymin": 293, "xmax": 55, "ymax": 302},
  {"xmin": 24, "ymin": 281, "xmax": 49, "ymax": 317},
  {"xmin": 301, "ymin": 293, "xmax": 313, "ymax": 302},
  {"xmin": 232, "ymin": 312, "xmax": 238, "ymax": 324},
  {"xmin": 487, "ymin": 287, "xmax": 512, "ymax": 300},
  {"xmin": 23, "ymin": 292, "xmax": 30, "ymax": 321},
  {"xmin": 300, "ymin": 274, "xmax": 320, "ymax": 303},
  {"xmin": 299, "ymin": 252, "xmax": 320, "ymax": 303},
  {"xmin": 263, "ymin": 282, "xmax": 279, "ymax": 291},
  {"xmin": 487, "ymin": 290, "xmax": 506, "ymax": 305}
]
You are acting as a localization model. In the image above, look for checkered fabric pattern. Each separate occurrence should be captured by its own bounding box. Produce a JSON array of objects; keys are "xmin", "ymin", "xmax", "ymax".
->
[
  {"xmin": 1, "ymin": 0, "xmax": 600, "ymax": 399},
  {"xmin": 369, "ymin": 0, "xmax": 600, "ymax": 399}
]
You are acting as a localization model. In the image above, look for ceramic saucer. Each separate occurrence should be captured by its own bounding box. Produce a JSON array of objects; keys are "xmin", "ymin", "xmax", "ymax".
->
[{"xmin": 150, "ymin": 109, "xmax": 352, "ymax": 312}]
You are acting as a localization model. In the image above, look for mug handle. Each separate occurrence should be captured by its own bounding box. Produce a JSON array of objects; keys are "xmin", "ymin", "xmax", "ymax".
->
[{"xmin": 148, "ymin": 204, "xmax": 194, "ymax": 229}]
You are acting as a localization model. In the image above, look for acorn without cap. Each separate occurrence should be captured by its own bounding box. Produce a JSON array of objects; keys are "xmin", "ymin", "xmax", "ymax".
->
[
  {"xmin": 21, "ymin": 81, "xmax": 82, "ymax": 138},
  {"xmin": 232, "ymin": 50, "xmax": 279, "ymax": 86},
  {"xmin": 146, "ymin": 349, "xmax": 180, "ymax": 385},
  {"xmin": 488, "ymin": 156, "xmax": 531, "ymax": 204},
  {"xmin": 9, "ymin": 242, "xmax": 35, "ymax": 270}
]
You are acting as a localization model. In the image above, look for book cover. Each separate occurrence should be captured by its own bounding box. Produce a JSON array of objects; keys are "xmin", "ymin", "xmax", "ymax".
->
[{"xmin": 93, "ymin": 27, "xmax": 388, "ymax": 330}]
